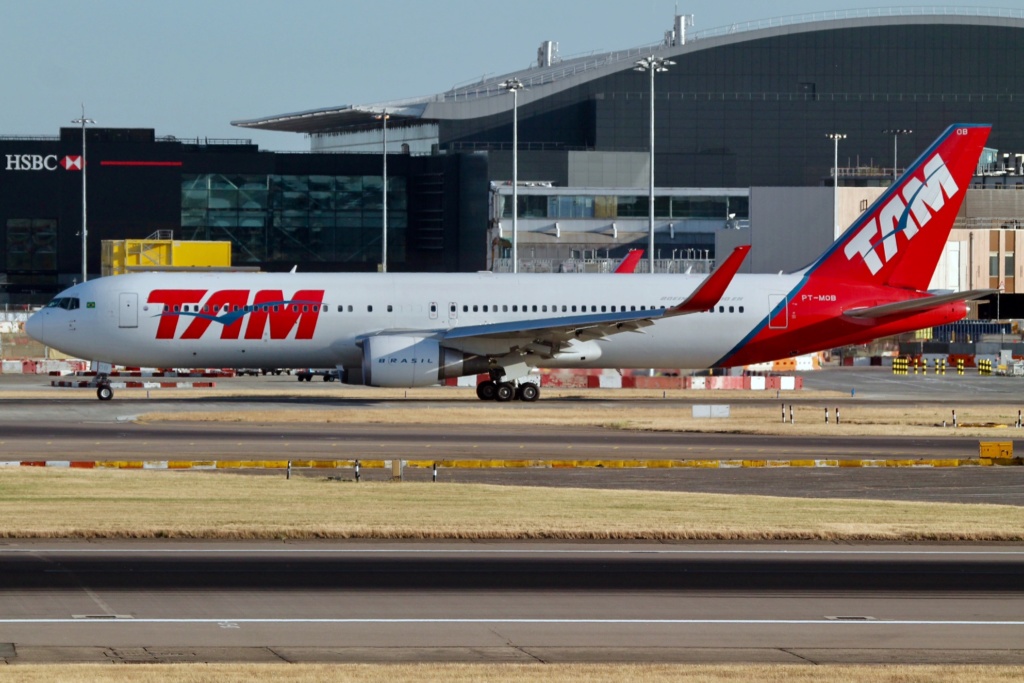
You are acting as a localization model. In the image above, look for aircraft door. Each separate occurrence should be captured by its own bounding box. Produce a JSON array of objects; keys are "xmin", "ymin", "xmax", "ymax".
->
[
  {"xmin": 429, "ymin": 302, "xmax": 438, "ymax": 320},
  {"xmin": 118, "ymin": 293, "xmax": 138, "ymax": 329},
  {"xmin": 448, "ymin": 302, "xmax": 458, "ymax": 321},
  {"xmin": 768, "ymin": 294, "xmax": 788, "ymax": 330}
]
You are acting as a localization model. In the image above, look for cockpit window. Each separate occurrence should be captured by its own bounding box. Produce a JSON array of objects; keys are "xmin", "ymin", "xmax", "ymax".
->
[{"xmin": 44, "ymin": 297, "xmax": 80, "ymax": 311}]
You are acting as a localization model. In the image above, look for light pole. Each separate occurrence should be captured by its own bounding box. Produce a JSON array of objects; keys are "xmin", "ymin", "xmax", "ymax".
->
[
  {"xmin": 826, "ymin": 133, "xmax": 846, "ymax": 238},
  {"xmin": 71, "ymin": 105, "xmax": 95, "ymax": 282},
  {"xmin": 883, "ymin": 129, "xmax": 912, "ymax": 181},
  {"xmin": 500, "ymin": 78, "xmax": 523, "ymax": 273},
  {"xmin": 634, "ymin": 56, "xmax": 674, "ymax": 275},
  {"xmin": 374, "ymin": 111, "xmax": 390, "ymax": 272}
]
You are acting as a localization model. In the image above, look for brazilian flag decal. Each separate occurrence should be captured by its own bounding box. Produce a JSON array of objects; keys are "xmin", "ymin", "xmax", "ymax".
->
[{"xmin": 86, "ymin": 302, "xmax": 96, "ymax": 309}]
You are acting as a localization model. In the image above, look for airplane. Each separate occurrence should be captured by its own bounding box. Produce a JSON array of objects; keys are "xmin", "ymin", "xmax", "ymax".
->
[{"xmin": 27, "ymin": 124, "xmax": 993, "ymax": 402}]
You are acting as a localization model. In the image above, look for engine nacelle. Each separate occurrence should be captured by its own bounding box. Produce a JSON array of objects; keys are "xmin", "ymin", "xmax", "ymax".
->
[{"xmin": 361, "ymin": 336, "xmax": 490, "ymax": 388}]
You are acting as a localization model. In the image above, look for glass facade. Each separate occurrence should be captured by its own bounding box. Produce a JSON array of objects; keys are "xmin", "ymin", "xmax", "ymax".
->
[
  {"xmin": 181, "ymin": 174, "xmax": 407, "ymax": 264},
  {"xmin": 441, "ymin": 23, "xmax": 1024, "ymax": 189},
  {"xmin": 6, "ymin": 219, "xmax": 57, "ymax": 271},
  {"xmin": 499, "ymin": 193, "xmax": 748, "ymax": 220}
]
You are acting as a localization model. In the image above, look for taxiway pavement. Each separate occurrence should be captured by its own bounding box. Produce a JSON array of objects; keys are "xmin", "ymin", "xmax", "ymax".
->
[{"xmin": 1, "ymin": 541, "xmax": 1022, "ymax": 665}]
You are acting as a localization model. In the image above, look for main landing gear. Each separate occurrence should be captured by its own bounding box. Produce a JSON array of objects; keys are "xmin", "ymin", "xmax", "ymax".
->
[{"xmin": 475, "ymin": 376, "xmax": 540, "ymax": 402}]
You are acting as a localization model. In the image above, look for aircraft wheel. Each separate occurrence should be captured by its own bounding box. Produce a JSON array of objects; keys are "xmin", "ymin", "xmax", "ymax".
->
[
  {"xmin": 476, "ymin": 380, "xmax": 497, "ymax": 401},
  {"xmin": 97, "ymin": 385, "xmax": 114, "ymax": 401},
  {"xmin": 518, "ymin": 383, "xmax": 540, "ymax": 402},
  {"xmin": 495, "ymin": 382, "xmax": 515, "ymax": 402}
]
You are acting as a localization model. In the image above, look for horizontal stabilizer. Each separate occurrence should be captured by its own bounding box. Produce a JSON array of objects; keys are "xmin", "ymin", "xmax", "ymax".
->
[{"xmin": 844, "ymin": 289, "xmax": 996, "ymax": 320}]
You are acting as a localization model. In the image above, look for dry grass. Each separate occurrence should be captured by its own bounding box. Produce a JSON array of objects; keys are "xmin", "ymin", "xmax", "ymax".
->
[
  {"xmin": 135, "ymin": 401, "xmax": 1024, "ymax": 439},
  {"xmin": 0, "ymin": 469, "xmax": 1021, "ymax": 541},
  {"xmin": 0, "ymin": 663, "xmax": 1021, "ymax": 682}
]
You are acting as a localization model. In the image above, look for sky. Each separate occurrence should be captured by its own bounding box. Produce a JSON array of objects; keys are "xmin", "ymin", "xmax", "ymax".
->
[{"xmin": 1, "ymin": 0, "xmax": 1015, "ymax": 151}]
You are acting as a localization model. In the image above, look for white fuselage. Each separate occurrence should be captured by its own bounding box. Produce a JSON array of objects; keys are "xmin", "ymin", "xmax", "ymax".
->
[{"xmin": 27, "ymin": 271, "xmax": 799, "ymax": 371}]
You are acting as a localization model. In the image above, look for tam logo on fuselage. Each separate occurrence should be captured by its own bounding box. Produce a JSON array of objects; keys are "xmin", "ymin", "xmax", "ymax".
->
[
  {"xmin": 843, "ymin": 153, "xmax": 958, "ymax": 275},
  {"xmin": 147, "ymin": 289, "xmax": 324, "ymax": 340}
]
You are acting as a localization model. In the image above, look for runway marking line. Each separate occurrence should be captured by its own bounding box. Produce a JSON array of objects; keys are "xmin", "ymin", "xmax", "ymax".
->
[{"xmin": 0, "ymin": 618, "xmax": 1020, "ymax": 626}]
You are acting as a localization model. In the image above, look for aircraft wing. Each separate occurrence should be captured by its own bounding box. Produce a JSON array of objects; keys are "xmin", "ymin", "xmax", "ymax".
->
[
  {"xmin": 843, "ymin": 289, "xmax": 996, "ymax": 320},
  {"xmin": 442, "ymin": 245, "xmax": 750, "ymax": 351}
]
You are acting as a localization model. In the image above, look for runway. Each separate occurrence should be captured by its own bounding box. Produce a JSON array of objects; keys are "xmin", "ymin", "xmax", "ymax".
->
[{"xmin": 1, "ymin": 541, "xmax": 1022, "ymax": 664}]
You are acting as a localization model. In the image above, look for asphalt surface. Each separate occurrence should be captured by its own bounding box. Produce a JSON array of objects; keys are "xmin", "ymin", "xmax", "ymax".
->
[
  {"xmin": 0, "ymin": 421, "xmax": 1009, "ymax": 461},
  {"xmin": 1, "ymin": 541, "xmax": 1022, "ymax": 665},
  {"xmin": 2, "ymin": 368, "xmax": 1023, "ymax": 664}
]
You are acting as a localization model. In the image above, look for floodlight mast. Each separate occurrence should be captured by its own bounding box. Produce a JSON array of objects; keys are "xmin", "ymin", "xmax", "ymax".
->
[
  {"xmin": 634, "ymin": 56, "xmax": 674, "ymax": 274},
  {"xmin": 374, "ymin": 111, "xmax": 390, "ymax": 272},
  {"xmin": 71, "ymin": 105, "xmax": 95, "ymax": 283},
  {"xmin": 500, "ymin": 78, "xmax": 524, "ymax": 273},
  {"xmin": 826, "ymin": 133, "xmax": 846, "ymax": 237},
  {"xmin": 883, "ymin": 128, "xmax": 913, "ymax": 181}
]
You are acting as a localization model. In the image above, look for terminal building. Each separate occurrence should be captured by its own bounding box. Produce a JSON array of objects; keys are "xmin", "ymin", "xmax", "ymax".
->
[{"xmin": 3, "ymin": 8, "xmax": 1024, "ymax": 304}]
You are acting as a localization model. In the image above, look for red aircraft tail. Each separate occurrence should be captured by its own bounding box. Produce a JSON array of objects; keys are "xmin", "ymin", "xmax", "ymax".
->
[{"xmin": 805, "ymin": 124, "xmax": 990, "ymax": 290}]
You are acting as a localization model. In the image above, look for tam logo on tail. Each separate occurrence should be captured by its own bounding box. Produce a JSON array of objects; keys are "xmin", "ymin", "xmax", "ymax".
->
[
  {"xmin": 843, "ymin": 153, "xmax": 958, "ymax": 276},
  {"xmin": 808, "ymin": 124, "xmax": 990, "ymax": 291}
]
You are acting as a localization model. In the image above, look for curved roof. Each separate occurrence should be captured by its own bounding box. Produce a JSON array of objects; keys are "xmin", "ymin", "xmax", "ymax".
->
[{"xmin": 231, "ymin": 7, "xmax": 1024, "ymax": 135}]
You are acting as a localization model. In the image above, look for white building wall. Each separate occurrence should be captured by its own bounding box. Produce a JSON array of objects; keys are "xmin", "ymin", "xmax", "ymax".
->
[{"xmin": 310, "ymin": 123, "xmax": 439, "ymax": 154}]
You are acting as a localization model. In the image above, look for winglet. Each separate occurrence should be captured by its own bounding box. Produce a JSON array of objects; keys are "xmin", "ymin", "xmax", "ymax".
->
[
  {"xmin": 614, "ymin": 249, "xmax": 644, "ymax": 273},
  {"xmin": 670, "ymin": 245, "xmax": 750, "ymax": 314}
]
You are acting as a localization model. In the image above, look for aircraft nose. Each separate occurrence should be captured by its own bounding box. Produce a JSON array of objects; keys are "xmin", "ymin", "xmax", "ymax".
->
[{"xmin": 25, "ymin": 310, "xmax": 44, "ymax": 343}]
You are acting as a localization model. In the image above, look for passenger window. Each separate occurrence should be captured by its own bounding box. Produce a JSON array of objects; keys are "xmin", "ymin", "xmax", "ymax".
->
[
  {"xmin": 463, "ymin": 305, "xmax": 468, "ymax": 312},
  {"xmin": 542, "ymin": 305, "xmax": 548, "ymax": 312},
  {"xmin": 338, "ymin": 305, "xmax": 343, "ymax": 312},
  {"xmin": 601, "ymin": 306, "xmax": 607, "ymax": 312},
  {"xmin": 473, "ymin": 305, "xmax": 478, "ymax": 312},
  {"xmin": 718, "ymin": 306, "xmax": 724, "ymax": 313},
  {"xmin": 368, "ymin": 305, "xmax": 373, "ymax": 312},
  {"xmin": 503, "ymin": 305, "xmax": 508, "ymax": 312},
  {"xmin": 562, "ymin": 305, "xmax": 567, "ymax": 312},
  {"xmin": 348, "ymin": 305, "xmax": 353, "ymax": 312},
  {"xmin": 387, "ymin": 305, "xmax": 393, "ymax": 312},
  {"xmin": 512, "ymin": 305, "xmax": 518, "ymax": 312},
  {"xmin": 532, "ymin": 305, "xmax": 538, "ymax": 312},
  {"xmin": 739, "ymin": 306, "xmax": 744, "ymax": 313},
  {"xmin": 571, "ymin": 305, "xmax": 577, "ymax": 312},
  {"xmin": 483, "ymin": 305, "xmax": 488, "ymax": 312}
]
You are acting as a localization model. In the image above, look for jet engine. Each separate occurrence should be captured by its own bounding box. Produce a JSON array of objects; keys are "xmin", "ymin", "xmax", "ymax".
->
[{"xmin": 361, "ymin": 335, "xmax": 490, "ymax": 387}]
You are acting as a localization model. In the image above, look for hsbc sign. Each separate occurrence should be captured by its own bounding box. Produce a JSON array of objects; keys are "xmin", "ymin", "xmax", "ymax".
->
[{"xmin": 4, "ymin": 154, "xmax": 83, "ymax": 171}]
